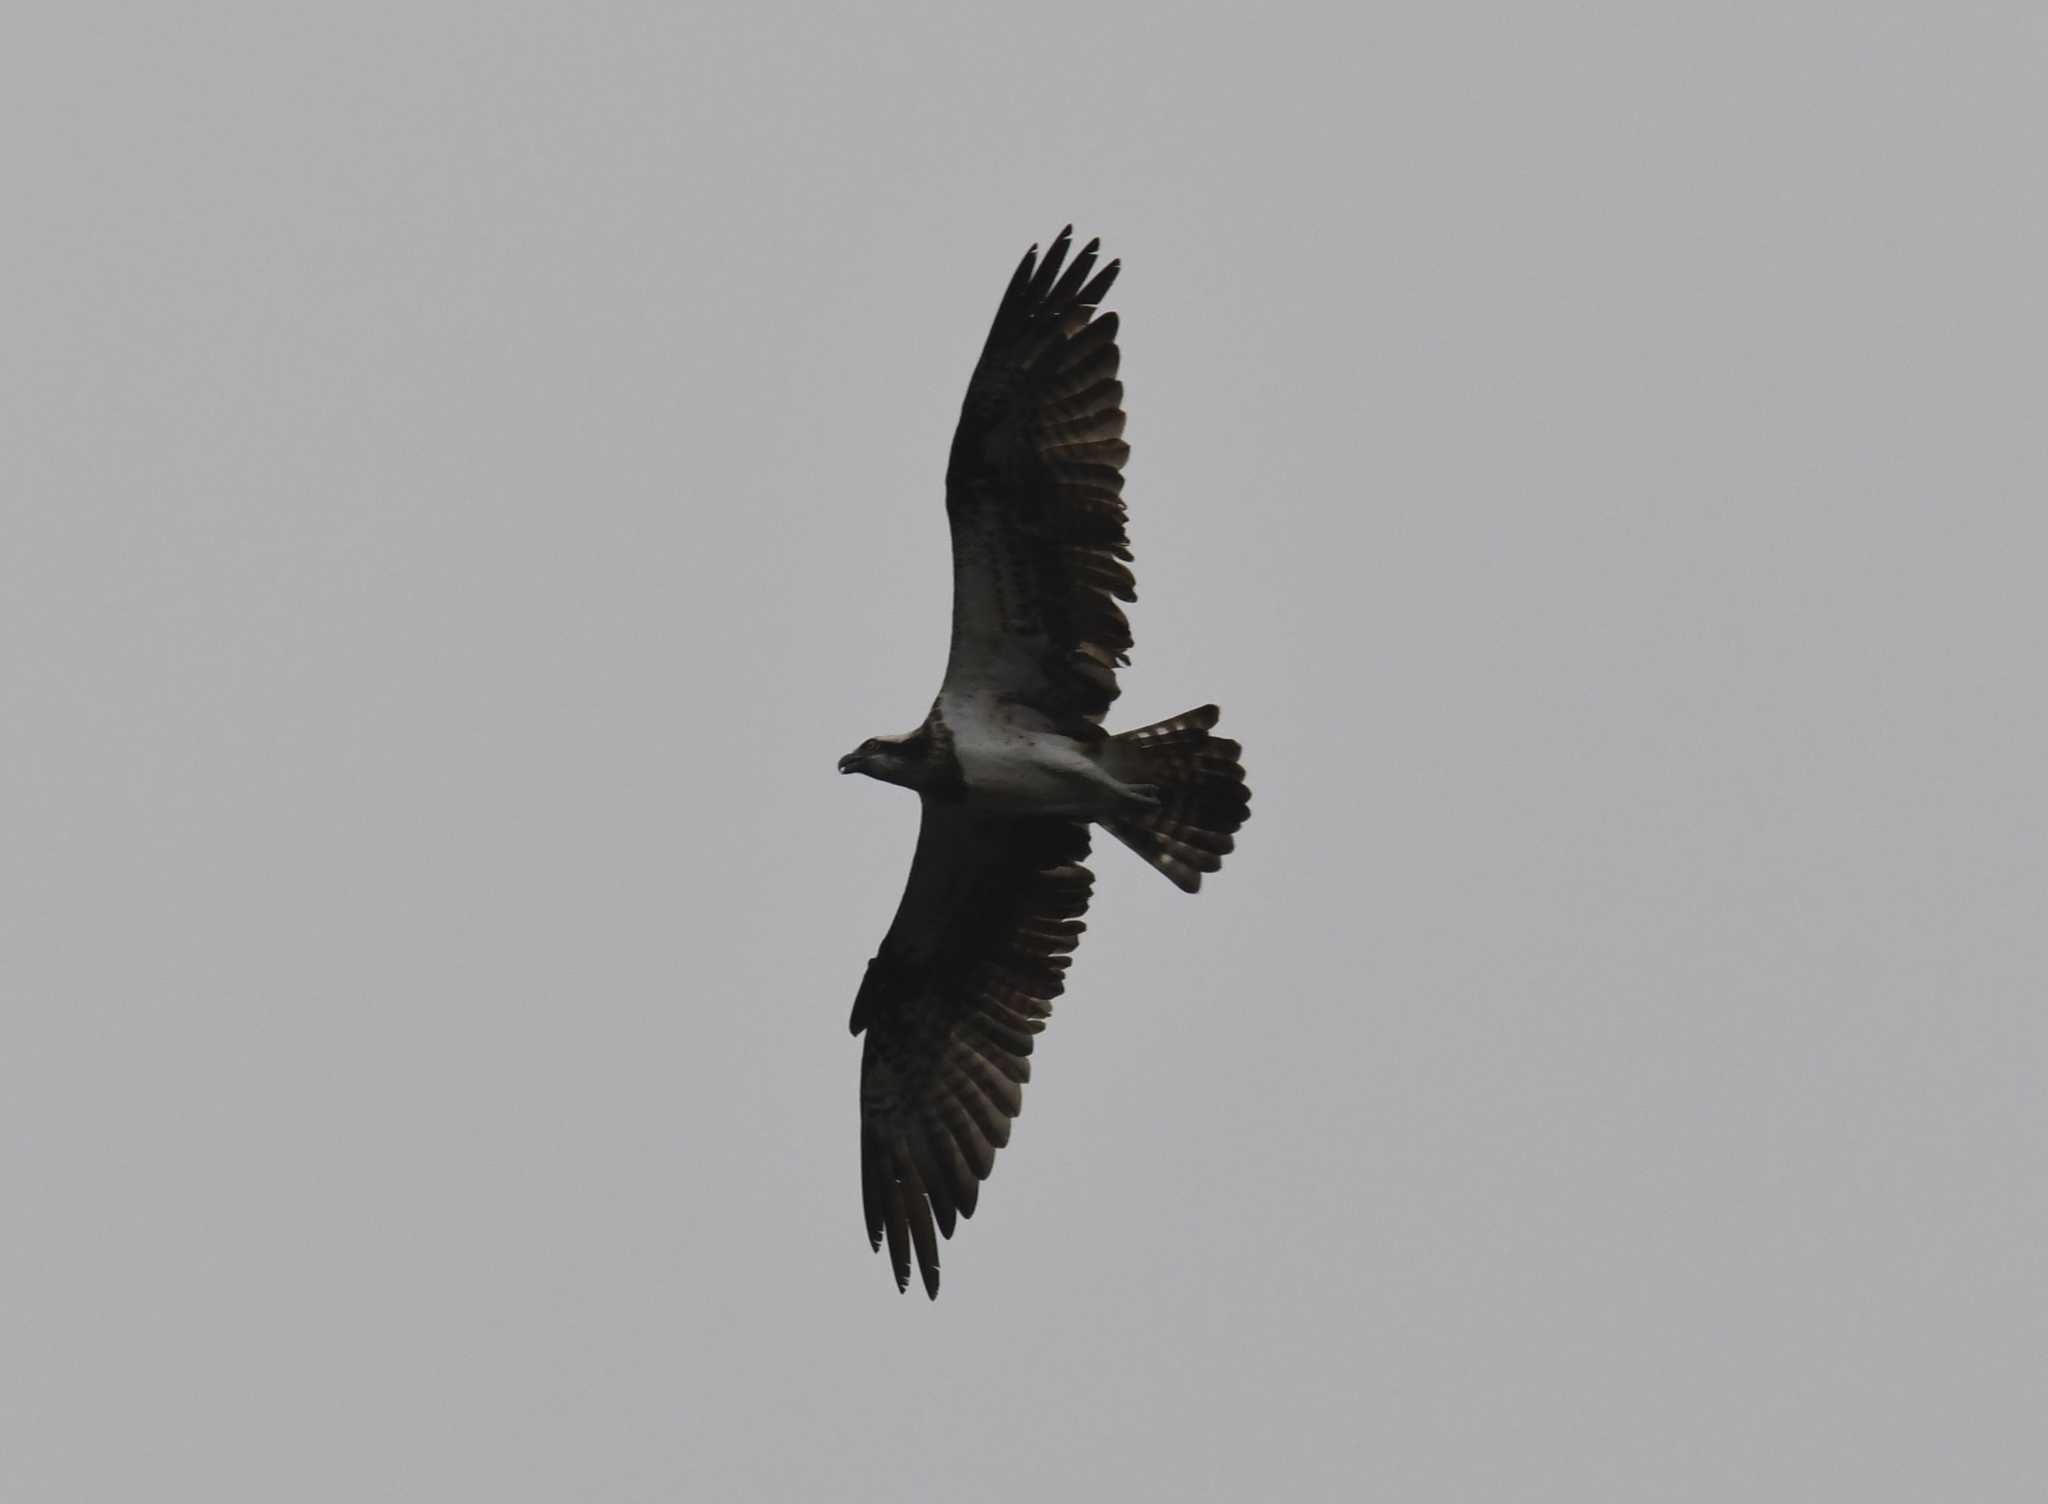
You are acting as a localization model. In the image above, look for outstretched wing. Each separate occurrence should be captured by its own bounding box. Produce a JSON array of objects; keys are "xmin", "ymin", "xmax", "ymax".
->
[
  {"xmin": 943, "ymin": 227, "xmax": 1132, "ymax": 725},
  {"xmin": 850, "ymin": 808, "xmax": 1094, "ymax": 1297}
]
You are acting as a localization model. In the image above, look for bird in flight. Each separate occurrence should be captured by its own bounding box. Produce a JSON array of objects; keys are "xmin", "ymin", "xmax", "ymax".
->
[{"xmin": 839, "ymin": 228, "xmax": 1252, "ymax": 1297}]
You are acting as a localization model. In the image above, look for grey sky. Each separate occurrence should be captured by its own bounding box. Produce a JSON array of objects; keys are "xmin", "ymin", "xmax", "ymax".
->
[{"xmin": 5, "ymin": 4, "xmax": 2043, "ymax": 1499}]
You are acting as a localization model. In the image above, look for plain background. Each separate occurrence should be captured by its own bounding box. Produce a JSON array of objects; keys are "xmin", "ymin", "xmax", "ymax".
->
[{"xmin": 5, "ymin": 4, "xmax": 2043, "ymax": 1499}]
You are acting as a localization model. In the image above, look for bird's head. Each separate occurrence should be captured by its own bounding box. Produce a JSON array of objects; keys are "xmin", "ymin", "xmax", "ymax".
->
[{"xmin": 838, "ymin": 731, "xmax": 930, "ymax": 790}]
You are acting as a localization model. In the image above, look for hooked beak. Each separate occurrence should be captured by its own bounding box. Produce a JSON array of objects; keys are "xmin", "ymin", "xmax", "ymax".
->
[{"xmin": 837, "ymin": 751, "xmax": 862, "ymax": 774}]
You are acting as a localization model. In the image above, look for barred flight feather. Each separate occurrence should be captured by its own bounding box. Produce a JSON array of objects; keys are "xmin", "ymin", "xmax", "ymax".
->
[{"xmin": 855, "ymin": 812, "xmax": 1093, "ymax": 1297}]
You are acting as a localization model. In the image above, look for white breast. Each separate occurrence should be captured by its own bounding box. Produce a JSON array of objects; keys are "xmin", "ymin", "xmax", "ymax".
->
[{"xmin": 942, "ymin": 689, "xmax": 1130, "ymax": 818}]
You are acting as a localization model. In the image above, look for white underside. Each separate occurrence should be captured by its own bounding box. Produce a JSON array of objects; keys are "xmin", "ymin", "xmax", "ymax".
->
[{"xmin": 941, "ymin": 687, "xmax": 1139, "ymax": 819}]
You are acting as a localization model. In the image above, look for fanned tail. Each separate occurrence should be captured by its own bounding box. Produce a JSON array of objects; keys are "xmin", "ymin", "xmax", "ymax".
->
[{"xmin": 1103, "ymin": 705, "xmax": 1250, "ymax": 893}]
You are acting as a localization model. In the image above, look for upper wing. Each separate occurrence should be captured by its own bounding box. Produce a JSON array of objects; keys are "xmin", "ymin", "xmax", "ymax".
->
[
  {"xmin": 942, "ymin": 228, "xmax": 1133, "ymax": 725},
  {"xmin": 850, "ymin": 806, "xmax": 1094, "ymax": 1297}
]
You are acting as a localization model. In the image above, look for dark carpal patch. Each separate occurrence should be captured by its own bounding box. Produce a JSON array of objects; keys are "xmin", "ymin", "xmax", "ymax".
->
[{"xmin": 920, "ymin": 698, "xmax": 967, "ymax": 800}]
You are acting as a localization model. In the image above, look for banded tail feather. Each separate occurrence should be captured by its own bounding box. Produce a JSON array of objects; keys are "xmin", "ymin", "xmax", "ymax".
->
[{"xmin": 1104, "ymin": 704, "xmax": 1251, "ymax": 892}]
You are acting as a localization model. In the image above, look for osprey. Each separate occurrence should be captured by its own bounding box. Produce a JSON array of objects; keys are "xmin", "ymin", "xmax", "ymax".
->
[{"xmin": 840, "ymin": 228, "xmax": 1251, "ymax": 1298}]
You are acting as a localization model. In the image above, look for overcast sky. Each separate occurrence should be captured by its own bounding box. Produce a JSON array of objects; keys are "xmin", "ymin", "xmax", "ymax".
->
[{"xmin": 5, "ymin": 4, "xmax": 2044, "ymax": 1500}]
